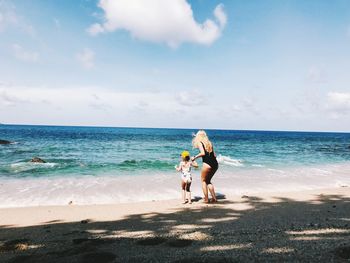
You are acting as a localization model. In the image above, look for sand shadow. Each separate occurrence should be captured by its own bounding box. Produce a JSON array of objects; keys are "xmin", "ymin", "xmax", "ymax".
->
[{"xmin": 1, "ymin": 194, "xmax": 350, "ymax": 262}]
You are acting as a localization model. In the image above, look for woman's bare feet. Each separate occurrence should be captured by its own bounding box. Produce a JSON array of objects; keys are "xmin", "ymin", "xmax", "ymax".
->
[{"xmin": 211, "ymin": 198, "xmax": 218, "ymax": 203}]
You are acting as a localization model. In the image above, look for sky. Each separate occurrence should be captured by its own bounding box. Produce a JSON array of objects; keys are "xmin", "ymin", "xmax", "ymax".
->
[{"xmin": 0, "ymin": 0, "xmax": 350, "ymax": 131}]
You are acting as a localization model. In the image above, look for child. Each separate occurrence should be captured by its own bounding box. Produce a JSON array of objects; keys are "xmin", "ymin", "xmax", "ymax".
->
[{"xmin": 175, "ymin": 151, "xmax": 198, "ymax": 204}]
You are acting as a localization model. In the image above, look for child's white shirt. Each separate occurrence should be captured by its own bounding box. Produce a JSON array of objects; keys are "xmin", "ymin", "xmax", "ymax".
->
[{"xmin": 180, "ymin": 161, "xmax": 193, "ymax": 183}]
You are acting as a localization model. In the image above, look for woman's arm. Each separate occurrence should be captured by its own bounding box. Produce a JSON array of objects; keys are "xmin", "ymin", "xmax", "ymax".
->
[
  {"xmin": 191, "ymin": 143, "xmax": 205, "ymax": 161},
  {"xmin": 191, "ymin": 160, "xmax": 199, "ymax": 168}
]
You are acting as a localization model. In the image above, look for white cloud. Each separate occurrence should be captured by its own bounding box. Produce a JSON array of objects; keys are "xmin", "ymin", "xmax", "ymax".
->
[
  {"xmin": 87, "ymin": 23, "xmax": 104, "ymax": 35},
  {"xmin": 0, "ymin": 3, "xmax": 35, "ymax": 35},
  {"xmin": 0, "ymin": 5, "xmax": 17, "ymax": 32},
  {"xmin": 0, "ymin": 84, "xmax": 31, "ymax": 106},
  {"xmin": 292, "ymin": 86, "xmax": 323, "ymax": 115},
  {"xmin": 231, "ymin": 104, "xmax": 242, "ymax": 113},
  {"xmin": 76, "ymin": 48, "xmax": 95, "ymax": 69},
  {"xmin": 307, "ymin": 66, "xmax": 327, "ymax": 83},
  {"xmin": 0, "ymin": 85, "xmax": 177, "ymax": 113},
  {"xmin": 214, "ymin": 4, "xmax": 227, "ymax": 28},
  {"xmin": 0, "ymin": 84, "xmax": 229, "ymax": 128},
  {"xmin": 87, "ymin": 0, "xmax": 227, "ymax": 47},
  {"xmin": 11, "ymin": 44, "xmax": 39, "ymax": 62},
  {"xmin": 326, "ymin": 92, "xmax": 350, "ymax": 116},
  {"xmin": 2, "ymin": 84, "xmax": 349, "ymax": 130},
  {"xmin": 0, "ymin": 90, "xmax": 19, "ymax": 106},
  {"xmin": 89, "ymin": 93, "xmax": 112, "ymax": 111},
  {"xmin": 0, "ymin": 84, "xmax": 185, "ymax": 126},
  {"xmin": 241, "ymin": 98, "xmax": 260, "ymax": 115},
  {"xmin": 176, "ymin": 89, "xmax": 207, "ymax": 106}
]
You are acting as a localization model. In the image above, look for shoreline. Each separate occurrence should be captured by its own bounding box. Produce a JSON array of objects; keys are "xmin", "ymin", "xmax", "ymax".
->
[
  {"xmin": 0, "ymin": 185, "xmax": 348, "ymax": 209},
  {"xmin": 1, "ymin": 161, "xmax": 350, "ymax": 209},
  {"xmin": 1, "ymin": 187, "xmax": 350, "ymax": 262},
  {"xmin": 0, "ymin": 187, "xmax": 349, "ymax": 226}
]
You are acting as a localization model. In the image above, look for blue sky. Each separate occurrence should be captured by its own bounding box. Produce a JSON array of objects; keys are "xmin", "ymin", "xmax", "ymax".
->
[{"xmin": 0, "ymin": 0, "xmax": 350, "ymax": 131}]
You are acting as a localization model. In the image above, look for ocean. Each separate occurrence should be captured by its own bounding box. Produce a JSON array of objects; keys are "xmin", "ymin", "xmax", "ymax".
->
[{"xmin": 1, "ymin": 124, "xmax": 350, "ymax": 207}]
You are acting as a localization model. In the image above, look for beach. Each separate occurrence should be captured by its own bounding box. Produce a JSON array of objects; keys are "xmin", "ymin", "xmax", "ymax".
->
[
  {"xmin": 3, "ymin": 0, "xmax": 350, "ymax": 261},
  {"xmin": 1, "ymin": 187, "xmax": 350, "ymax": 262},
  {"xmin": 1, "ymin": 125, "xmax": 350, "ymax": 261}
]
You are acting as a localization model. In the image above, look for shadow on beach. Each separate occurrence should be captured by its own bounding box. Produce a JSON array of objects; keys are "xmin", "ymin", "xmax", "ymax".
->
[{"xmin": 1, "ymin": 193, "xmax": 350, "ymax": 262}]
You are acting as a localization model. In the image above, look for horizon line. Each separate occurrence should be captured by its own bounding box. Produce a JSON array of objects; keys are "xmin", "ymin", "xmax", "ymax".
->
[{"xmin": 1, "ymin": 122, "xmax": 350, "ymax": 134}]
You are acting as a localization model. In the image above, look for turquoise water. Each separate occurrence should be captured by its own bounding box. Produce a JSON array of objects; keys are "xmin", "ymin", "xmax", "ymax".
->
[
  {"xmin": 1, "ymin": 125, "xmax": 350, "ymax": 206},
  {"xmin": 1, "ymin": 125, "xmax": 350, "ymax": 178}
]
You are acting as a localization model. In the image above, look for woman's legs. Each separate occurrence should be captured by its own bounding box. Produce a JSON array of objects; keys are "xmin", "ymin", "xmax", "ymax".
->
[
  {"xmin": 201, "ymin": 164, "xmax": 218, "ymax": 203},
  {"xmin": 208, "ymin": 167, "xmax": 218, "ymax": 202},
  {"xmin": 201, "ymin": 164, "xmax": 212, "ymax": 202},
  {"xmin": 201, "ymin": 180, "xmax": 209, "ymax": 202},
  {"xmin": 207, "ymin": 183, "xmax": 217, "ymax": 202}
]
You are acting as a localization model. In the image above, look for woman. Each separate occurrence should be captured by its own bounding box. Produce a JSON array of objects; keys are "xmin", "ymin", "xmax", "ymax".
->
[{"xmin": 191, "ymin": 130, "xmax": 218, "ymax": 203}]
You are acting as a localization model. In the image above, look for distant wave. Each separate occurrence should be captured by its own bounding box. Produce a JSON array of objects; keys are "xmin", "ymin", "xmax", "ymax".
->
[
  {"xmin": 117, "ymin": 159, "xmax": 173, "ymax": 170},
  {"xmin": 216, "ymin": 154, "xmax": 244, "ymax": 167},
  {"xmin": 10, "ymin": 162, "xmax": 59, "ymax": 173}
]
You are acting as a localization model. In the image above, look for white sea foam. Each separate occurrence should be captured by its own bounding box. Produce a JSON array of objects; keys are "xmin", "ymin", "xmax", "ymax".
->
[
  {"xmin": 216, "ymin": 154, "xmax": 244, "ymax": 167},
  {"xmin": 10, "ymin": 162, "xmax": 58, "ymax": 173},
  {"xmin": 1, "ymin": 162, "xmax": 350, "ymax": 208},
  {"xmin": 251, "ymin": 164, "xmax": 265, "ymax": 167}
]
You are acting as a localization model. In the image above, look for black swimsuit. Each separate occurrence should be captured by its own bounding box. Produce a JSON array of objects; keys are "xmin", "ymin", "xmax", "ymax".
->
[{"xmin": 201, "ymin": 142, "xmax": 218, "ymax": 170}]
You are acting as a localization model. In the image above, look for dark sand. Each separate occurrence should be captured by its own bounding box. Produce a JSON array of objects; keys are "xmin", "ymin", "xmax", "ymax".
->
[{"xmin": 0, "ymin": 188, "xmax": 350, "ymax": 262}]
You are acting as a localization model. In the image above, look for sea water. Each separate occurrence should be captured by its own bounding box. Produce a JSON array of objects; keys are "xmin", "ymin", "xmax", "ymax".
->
[{"xmin": 1, "ymin": 125, "xmax": 350, "ymax": 207}]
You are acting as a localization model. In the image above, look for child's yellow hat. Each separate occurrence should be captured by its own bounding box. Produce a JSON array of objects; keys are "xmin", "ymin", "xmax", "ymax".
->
[{"xmin": 181, "ymin": 151, "xmax": 190, "ymax": 159}]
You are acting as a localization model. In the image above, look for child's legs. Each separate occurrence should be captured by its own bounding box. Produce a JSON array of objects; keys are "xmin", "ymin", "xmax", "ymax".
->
[
  {"xmin": 181, "ymin": 180, "xmax": 186, "ymax": 202},
  {"xmin": 181, "ymin": 180, "xmax": 186, "ymax": 190},
  {"xmin": 185, "ymin": 181, "xmax": 191, "ymax": 192},
  {"xmin": 187, "ymin": 191, "xmax": 192, "ymax": 203},
  {"xmin": 186, "ymin": 181, "xmax": 192, "ymax": 203}
]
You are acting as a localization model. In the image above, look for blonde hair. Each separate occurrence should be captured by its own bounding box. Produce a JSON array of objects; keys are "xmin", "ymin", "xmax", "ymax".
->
[{"xmin": 192, "ymin": 130, "xmax": 213, "ymax": 153}]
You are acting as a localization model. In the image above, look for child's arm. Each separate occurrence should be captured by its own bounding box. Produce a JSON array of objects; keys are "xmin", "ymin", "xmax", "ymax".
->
[
  {"xmin": 191, "ymin": 159, "xmax": 199, "ymax": 168},
  {"xmin": 175, "ymin": 162, "xmax": 182, "ymax": 171}
]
